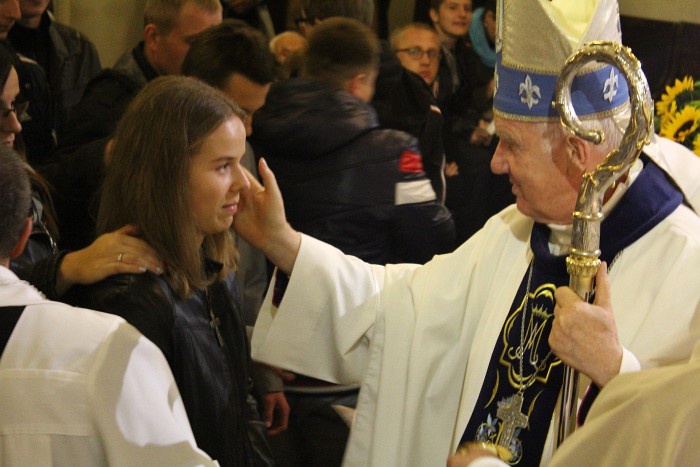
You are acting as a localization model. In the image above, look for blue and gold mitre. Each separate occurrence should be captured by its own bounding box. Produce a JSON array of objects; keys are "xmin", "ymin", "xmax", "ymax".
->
[{"xmin": 493, "ymin": 0, "xmax": 629, "ymax": 121}]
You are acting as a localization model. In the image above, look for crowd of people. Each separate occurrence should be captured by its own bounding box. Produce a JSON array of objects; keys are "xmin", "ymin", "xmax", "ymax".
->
[{"xmin": 0, "ymin": 0, "xmax": 699, "ymax": 466}]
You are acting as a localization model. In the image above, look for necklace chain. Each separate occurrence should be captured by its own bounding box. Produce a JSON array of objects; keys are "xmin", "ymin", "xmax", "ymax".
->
[
  {"xmin": 517, "ymin": 260, "xmax": 535, "ymax": 394},
  {"xmin": 204, "ymin": 289, "xmax": 225, "ymax": 348}
]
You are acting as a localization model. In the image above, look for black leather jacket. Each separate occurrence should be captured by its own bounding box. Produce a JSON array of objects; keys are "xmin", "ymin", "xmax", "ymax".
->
[
  {"xmin": 67, "ymin": 260, "xmax": 268, "ymax": 467},
  {"xmin": 252, "ymin": 78, "xmax": 455, "ymax": 265}
]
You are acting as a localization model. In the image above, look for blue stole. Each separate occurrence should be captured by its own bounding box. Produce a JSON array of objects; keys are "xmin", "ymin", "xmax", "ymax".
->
[{"xmin": 459, "ymin": 157, "xmax": 683, "ymax": 465}]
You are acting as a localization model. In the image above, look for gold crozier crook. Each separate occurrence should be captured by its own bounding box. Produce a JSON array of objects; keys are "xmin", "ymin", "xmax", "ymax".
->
[{"xmin": 553, "ymin": 41, "xmax": 653, "ymax": 446}]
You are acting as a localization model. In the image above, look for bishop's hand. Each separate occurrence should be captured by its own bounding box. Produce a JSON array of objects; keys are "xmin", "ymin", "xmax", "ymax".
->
[
  {"xmin": 233, "ymin": 158, "xmax": 301, "ymax": 274},
  {"xmin": 550, "ymin": 262, "xmax": 623, "ymax": 387}
]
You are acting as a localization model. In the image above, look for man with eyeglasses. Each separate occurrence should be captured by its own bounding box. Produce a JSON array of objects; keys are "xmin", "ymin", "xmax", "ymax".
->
[
  {"xmin": 391, "ymin": 22, "xmax": 441, "ymax": 95},
  {"xmin": 390, "ymin": 22, "xmax": 446, "ymax": 200}
]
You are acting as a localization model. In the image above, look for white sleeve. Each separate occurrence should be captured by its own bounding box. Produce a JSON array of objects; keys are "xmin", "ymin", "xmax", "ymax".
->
[
  {"xmin": 618, "ymin": 346, "xmax": 641, "ymax": 374},
  {"xmin": 90, "ymin": 322, "xmax": 219, "ymax": 466},
  {"xmin": 251, "ymin": 234, "xmax": 383, "ymax": 384}
]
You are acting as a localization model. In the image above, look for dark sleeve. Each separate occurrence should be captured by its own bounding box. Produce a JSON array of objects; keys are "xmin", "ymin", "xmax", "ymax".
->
[
  {"xmin": 15, "ymin": 250, "xmax": 69, "ymax": 301},
  {"xmin": 393, "ymin": 202, "xmax": 456, "ymax": 264},
  {"xmin": 57, "ymin": 71, "xmax": 139, "ymax": 152},
  {"xmin": 39, "ymin": 138, "xmax": 107, "ymax": 250},
  {"xmin": 391, "ymin": 138, "xmax": 456, "ymax": 264},
  {"xmin": 69, "ymin": 275, "xmax": 176, "ymax": 362},
  {"xmin": 53, "ymin": 28, "xmax": 103, "ymax": 138},
  {"xmin": 16, "ymin": 58, "xmax": 56, "ymax": 166},
  {"xmin": 443, "ymin": 43, "xmax": 494, "ymax": 136}
]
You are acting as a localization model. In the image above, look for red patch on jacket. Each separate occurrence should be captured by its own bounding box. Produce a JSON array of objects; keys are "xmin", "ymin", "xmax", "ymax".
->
[{"xmin": 399, "ymin": 151, "xmax": 424, "ymax": 173}]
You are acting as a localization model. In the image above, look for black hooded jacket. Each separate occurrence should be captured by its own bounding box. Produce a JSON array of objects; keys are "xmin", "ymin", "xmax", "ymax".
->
[{"xmin": 251, "ymin": 78, "xmax": 455, "ymax": 265}]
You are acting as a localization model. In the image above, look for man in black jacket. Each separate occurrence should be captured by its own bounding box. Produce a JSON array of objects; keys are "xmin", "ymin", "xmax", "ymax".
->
[
  {"xmin": 9, "ymin": 0, "xmax": 101, "ymax": 141},
  {"xmin": 0, "ymin": 1, "xmax": 54, "ymax": 165},
  {"xmin": 58, "ymin": 0, "xmax": 222, "ymax": 152}
]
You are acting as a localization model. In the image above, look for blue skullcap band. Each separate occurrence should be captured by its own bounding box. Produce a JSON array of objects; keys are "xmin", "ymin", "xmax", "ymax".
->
[{"xmin": 494, "ymin": 52, "xmax": 629, "ymax": 119}]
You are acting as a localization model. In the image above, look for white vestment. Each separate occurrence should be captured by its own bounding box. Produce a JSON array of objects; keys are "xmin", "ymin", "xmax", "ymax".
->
[
  {"xmin": 646, "ymin": 136, "xmax": 700, "ymax": 211},
  {"xmin": 0, "ymin": 266, "xmax": 217, "ymax": 466},
  {"xmin": 252, "ymin": 200, "xmax": 700, "ymax": 466},
  {"xmin": 551, "ymin": 340, "xmax": 700, "ymax": 466}
]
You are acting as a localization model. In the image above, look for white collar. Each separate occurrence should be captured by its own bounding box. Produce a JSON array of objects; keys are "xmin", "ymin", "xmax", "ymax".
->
[{"xmin": 0, "ymin": 265, "xmax": 47, "ymax": 305}]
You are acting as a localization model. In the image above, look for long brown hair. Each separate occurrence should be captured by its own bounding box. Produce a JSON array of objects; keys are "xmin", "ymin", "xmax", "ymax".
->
[{"xmin": 98, "ymin": 76, "xmax": 245, "ymax": 298}]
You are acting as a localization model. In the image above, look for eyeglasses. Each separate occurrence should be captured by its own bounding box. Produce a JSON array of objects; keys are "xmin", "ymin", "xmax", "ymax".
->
[
  {"xmin": 1, "ymin": 99, "xmax": 29, "ymax": 120},
  {"xmin": 395, "ymin": 47, "xmax": 441, "ymax": 61}
]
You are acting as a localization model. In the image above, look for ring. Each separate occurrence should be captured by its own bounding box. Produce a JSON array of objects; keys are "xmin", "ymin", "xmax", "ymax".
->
[{"xmin": 117, "ymin": 253, "xmax": 124, "ymax": 262}]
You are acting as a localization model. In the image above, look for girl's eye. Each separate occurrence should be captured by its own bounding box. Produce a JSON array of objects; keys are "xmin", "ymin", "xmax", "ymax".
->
[{"xmin": 217, "ymin": 162, "xmax": 231, "ymax": 172}]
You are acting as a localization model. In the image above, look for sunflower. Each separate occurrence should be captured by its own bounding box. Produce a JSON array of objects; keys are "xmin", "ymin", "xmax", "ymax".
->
[
  {"xmin": 655, "ymin": 76, "xmax": 695, "ymax": 124},
  {"xmin": 693, "ymin": 133, "xmax": 700, "ymax": 157},
  {"xmin": 660, "ymin": 104, "xmax": 700, "ymax": 147}
]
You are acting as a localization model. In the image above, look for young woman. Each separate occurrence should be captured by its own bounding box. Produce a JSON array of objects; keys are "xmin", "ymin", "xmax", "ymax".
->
[
  {"xmin": 0, "ymin": 44, "xmax": 163, "ymax": 298},
  {"xmin": 68, "ymin": 76, "xmax": 271, "ymax": 467}
]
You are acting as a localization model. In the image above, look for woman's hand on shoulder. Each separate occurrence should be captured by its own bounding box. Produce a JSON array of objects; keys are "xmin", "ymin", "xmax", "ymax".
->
[{"xmin": 55, "ymin": 225, "xmax": 165, "ymax": 296}]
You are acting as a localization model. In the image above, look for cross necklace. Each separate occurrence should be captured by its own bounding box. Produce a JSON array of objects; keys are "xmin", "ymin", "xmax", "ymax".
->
[
  {"xmin": 491, "ymin": 259, "xmax": 542, "ymax": 461},
  {"xmin": 205, "ymin": 289, "xmax": 225, "ymax": 348}
]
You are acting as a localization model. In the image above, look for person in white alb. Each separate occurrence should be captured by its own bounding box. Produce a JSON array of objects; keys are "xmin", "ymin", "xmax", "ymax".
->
[{"xmin": 0, "ymin": 146, "xmax": 217, "ymax": 466}]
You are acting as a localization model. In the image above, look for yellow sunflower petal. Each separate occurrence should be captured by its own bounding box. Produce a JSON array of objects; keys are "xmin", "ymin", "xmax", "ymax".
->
[
  {"xmin": 693, "ymin": 133, "xmax": 700, "ymax": 157},
  {"xmin": 659, "ymin": 105, "xmax": 700, "ymax": 144},
  {"xmin": 656, "ymin": 76, "xmax": 695, "ymax": 120}
]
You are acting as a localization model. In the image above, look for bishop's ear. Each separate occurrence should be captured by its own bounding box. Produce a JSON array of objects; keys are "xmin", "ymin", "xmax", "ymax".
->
[{"xmin": 566, "ymin": 135, "xmax": 592, "ymax": 173}]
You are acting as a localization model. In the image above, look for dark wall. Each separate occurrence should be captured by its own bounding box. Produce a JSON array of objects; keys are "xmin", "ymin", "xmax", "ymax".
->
[{"xmin": 621, "ymin": 15, "xmax": 700, "ymax": 100}]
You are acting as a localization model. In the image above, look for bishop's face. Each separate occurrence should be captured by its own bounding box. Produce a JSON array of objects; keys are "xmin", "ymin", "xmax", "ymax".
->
[{"xmin": 490, "ymin": 116, "xmax": 583, "ymax": 225}]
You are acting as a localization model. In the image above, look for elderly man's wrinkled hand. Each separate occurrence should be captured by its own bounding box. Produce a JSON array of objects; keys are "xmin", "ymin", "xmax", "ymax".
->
[
  {"xmin": 550, "ymin": 262, "xmax": 623, "ymax": 387},
  {"xmin": 233, "ymin": 158, "xmax": 300, "ymax": 274}
]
